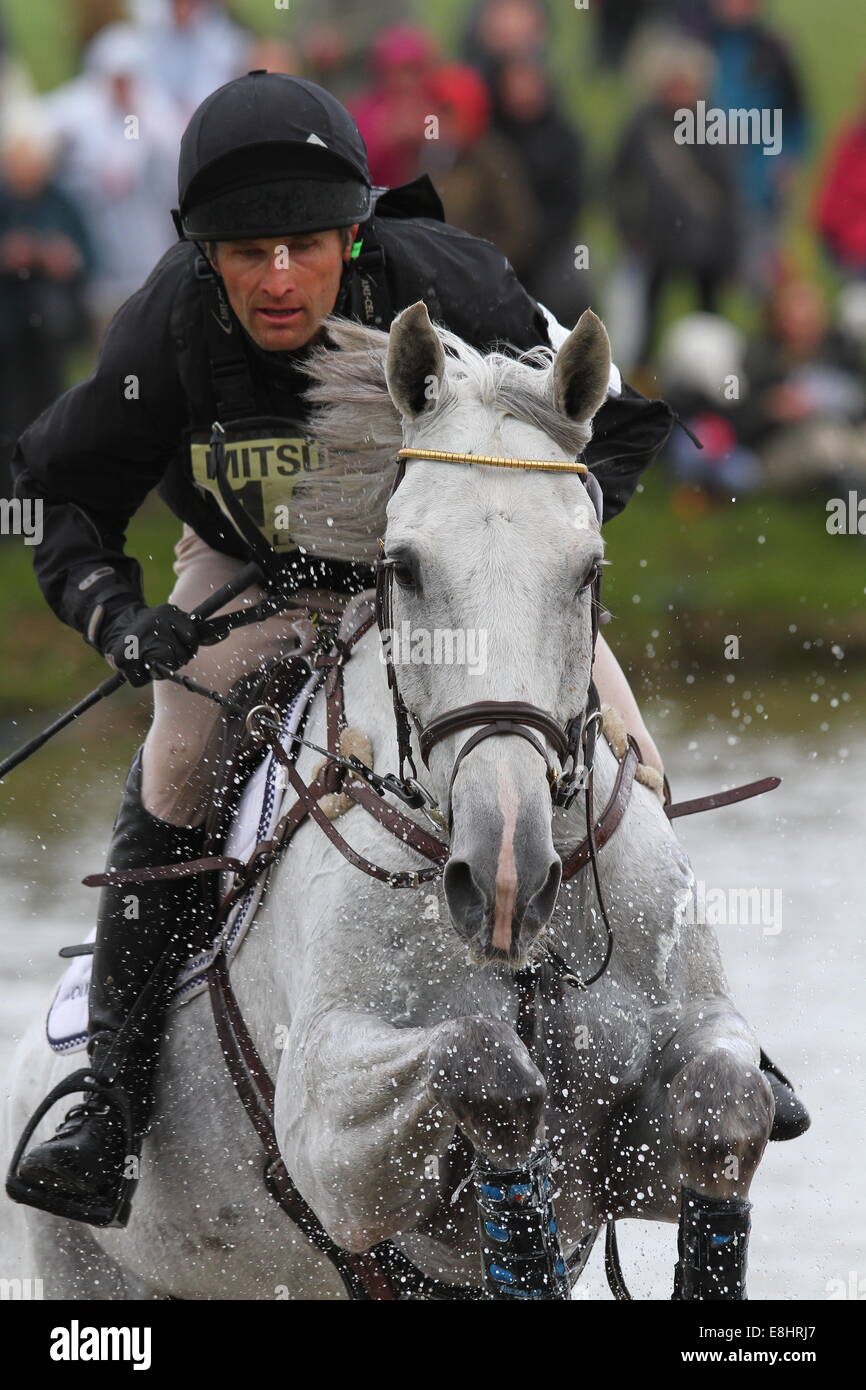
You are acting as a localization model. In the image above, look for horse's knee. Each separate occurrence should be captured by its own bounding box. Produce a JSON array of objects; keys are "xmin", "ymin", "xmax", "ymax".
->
[
  {"xmin": 669, "ymin": 1050, "xmax": 774, "ymax": 1196},
  {"xmin": 427, "ymin": 1017, "xmax": 546, "ymax": 1169}
]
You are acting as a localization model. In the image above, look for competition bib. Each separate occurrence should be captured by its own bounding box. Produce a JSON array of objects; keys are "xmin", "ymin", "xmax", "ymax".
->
[{"xmin": 189, "ymin": 421, "xmax": 327, "ymax": 554}]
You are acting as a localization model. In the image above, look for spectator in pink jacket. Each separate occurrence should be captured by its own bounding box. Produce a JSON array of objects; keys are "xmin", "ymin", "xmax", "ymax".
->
[
  {"xmin": 815, "ymin": 74, "xmax": 866, "ymax": 276},
  {"xmin": 349, "ymin": 25, "xmax": 439, "ymax": 189}
]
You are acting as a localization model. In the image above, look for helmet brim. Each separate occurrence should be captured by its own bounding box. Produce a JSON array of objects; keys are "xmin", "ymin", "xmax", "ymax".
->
[{"xmin": 180, "ymin": 176, "xmax": 372, "ymax": 241}]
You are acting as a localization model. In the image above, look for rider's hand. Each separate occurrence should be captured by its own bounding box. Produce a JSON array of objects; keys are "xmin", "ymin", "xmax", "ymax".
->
[{"xmin": 98, "ymin": 603, "xmax": 201, "ymax": 687}]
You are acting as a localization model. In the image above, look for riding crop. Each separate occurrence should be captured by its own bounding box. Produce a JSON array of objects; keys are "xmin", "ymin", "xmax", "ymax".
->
[{"xmin": 0, "ymin": 560, "xmax": 266, "ymax": 781}]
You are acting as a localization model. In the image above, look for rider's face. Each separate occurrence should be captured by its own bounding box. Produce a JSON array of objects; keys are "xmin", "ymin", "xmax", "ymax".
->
[{"xmin": 211, "ymin": 226, "xmax": 358, "ymax": 352}]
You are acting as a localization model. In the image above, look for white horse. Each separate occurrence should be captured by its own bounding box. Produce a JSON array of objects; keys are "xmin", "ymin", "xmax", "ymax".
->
[{"xmin": 1, "ymin": 304, "xmax": 774, "ymax": 1299}]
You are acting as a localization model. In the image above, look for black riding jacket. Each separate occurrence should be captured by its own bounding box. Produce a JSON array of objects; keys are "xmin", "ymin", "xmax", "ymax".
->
[{"xmin": 12, "ymin": 176, "xmax": 676, "ymax": 641}]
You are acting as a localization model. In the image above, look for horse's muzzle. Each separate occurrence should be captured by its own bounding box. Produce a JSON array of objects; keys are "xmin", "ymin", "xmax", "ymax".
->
[{"xmin": 443, "ymin": 849, "xmax": 562, "ymax": 963}]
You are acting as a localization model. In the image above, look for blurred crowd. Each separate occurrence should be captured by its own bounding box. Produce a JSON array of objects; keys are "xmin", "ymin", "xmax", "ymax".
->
[{"xmin": 1, "ymin": 0, "xmax": 866, "ymax": 507}]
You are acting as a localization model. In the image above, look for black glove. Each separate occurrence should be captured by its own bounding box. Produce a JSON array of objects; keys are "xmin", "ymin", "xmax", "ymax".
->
[{"xmin": 97, "ymin": 602, "xmax": 201, "ymax": 687}]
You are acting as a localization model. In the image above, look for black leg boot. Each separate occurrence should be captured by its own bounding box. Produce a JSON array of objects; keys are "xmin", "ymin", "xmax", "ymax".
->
[
  {"xmin": 6, "ymin": 747, "xmax": 215, "ymax": 1228},
  {"xmin": 473, "ymin": 1145, "xmax": 572, "ymax": 1300},
  {"xmin": 672, "ymin": 1186, "xmax": 752, "ymax": 1300}
]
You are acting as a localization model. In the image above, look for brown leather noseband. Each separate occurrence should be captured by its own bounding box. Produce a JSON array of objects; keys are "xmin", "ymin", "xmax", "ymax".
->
[{"xmin": 417, "ymin": 700, "xmax": 587, "ymax": 828}]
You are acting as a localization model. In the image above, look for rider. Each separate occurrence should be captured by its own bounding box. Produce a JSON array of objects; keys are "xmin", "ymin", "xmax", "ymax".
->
[{"xmin": 7, "ymin": 72, "xmax": 807, "ymax": 1230}]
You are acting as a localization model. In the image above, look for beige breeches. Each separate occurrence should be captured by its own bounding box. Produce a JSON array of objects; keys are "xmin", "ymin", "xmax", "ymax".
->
[
  {"xmin": 140, "ymin": 526, "xmax": 317, "ymax": 825},
  {"xmin": 141, "ymin": 528, "xmax": 663, "ymax": 827}
]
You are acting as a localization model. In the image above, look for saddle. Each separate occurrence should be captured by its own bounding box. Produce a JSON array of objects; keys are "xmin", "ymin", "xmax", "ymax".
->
[{"xmin": 202, "ymin": 650, "xmax": 314, "ymax": 854}]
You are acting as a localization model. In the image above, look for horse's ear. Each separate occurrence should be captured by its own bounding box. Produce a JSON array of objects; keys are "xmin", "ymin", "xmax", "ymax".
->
[
  {"xmin": 385, "ymin": 301, "xmax": 446, "ymax": 420},
  {"xmin": 552, "ymin": 309, "xmax": 611, "ymax": 423}
]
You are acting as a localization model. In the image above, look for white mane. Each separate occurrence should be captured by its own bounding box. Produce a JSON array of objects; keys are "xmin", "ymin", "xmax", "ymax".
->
[{"xmin": 291, "ymin": 315, "xmax": 592, "ymax": 563}]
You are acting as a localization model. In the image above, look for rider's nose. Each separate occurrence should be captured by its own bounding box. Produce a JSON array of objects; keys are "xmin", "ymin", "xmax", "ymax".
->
[{"xmin": 259, "ymin": 257, "xmax": 297, "ymax": 297}]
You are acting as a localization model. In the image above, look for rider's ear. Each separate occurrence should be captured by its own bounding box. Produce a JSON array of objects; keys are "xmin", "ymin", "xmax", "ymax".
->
[
  {"xmin": 552, "ymin": 309, "xmax": 611, "ymax": 423},
  {"xmin": 385, "ymin": 300, "xmax": 446, "ymax": 420}
]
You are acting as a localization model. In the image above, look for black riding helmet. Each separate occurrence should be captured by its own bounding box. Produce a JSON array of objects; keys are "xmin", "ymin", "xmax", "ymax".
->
[{"xmin": 175, "ymin": 70, "xmax": 372, "ymax": 240}]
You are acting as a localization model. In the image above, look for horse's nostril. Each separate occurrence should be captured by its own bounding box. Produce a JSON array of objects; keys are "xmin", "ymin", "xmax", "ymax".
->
[
  {"xmin": 523, "ymin": 858, "xmax": 562, "ymax": 932},
  {"xmin": 443, "ymin": 860, "xmax": 486, "ymax": 939},
  {"xmin": 444, "ymin": 856, "xmax": 561, "ymax": 944}
]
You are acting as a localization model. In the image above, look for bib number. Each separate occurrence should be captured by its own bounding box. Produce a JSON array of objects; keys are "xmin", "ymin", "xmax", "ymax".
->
[{"xmin": 190, "ymin": 434, "xmax": 326, "ymax": 553}]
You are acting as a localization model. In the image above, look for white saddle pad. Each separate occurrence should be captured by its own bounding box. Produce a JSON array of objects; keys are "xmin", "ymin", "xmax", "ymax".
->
[{"xmin": 46, "ymin": 668, "xmax": 322, "ymax": 1054}]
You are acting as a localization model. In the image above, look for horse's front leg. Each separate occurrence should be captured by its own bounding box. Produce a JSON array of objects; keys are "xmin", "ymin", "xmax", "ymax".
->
[
  {"xmin": 426, "ymin": 1016, "xmax": 546, "ymax": 1168},
  {"xmin": 277, "ymin": 1009, "xmax": 544, "ymax": 1254},
  {"xmin": 661, "ymin": 1002, "xmax": 774, "ymax": 1300}
]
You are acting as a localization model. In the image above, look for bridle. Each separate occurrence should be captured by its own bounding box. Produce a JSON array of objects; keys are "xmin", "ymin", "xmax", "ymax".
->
[{"xmin": 375, "ymin": 446, "xmax": 606, "ymax": 830}]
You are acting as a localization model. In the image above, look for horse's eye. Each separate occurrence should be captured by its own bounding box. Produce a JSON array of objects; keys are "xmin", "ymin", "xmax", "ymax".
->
[
  {"xmin": 580, "ymin": 562, "xmax": 599, "ymax": 591},
  {"xmin": 392, "ymin": 561, "xmax": 416, "ymax": 589}
]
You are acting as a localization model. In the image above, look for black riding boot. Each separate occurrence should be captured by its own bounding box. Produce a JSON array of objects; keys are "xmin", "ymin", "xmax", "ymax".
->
[
  {"xmin": 760, "ymin": 1050, "xmax": 810, "ymax": 1140},
  {"xmin": 6, "ymin": 747, "xmax": 214, "ymax": 1228},
  {"xmin": 672, "ymin": 1187, "xmax": 752, "ymax": 1300}
]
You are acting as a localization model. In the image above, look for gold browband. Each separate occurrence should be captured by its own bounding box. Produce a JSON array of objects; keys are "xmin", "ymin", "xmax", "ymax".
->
[{"xmin": 396, "ymin": 447, "xmax": 588, "ymax": 475}]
